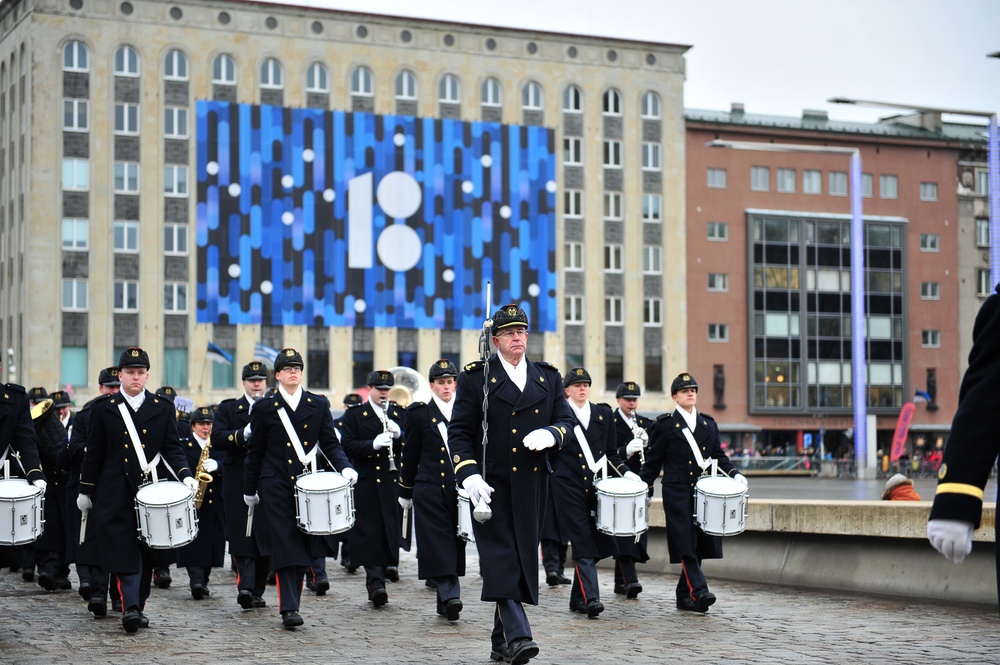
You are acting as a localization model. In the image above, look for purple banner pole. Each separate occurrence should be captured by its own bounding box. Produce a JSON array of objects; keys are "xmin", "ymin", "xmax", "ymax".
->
[
  {"xmin": 849, "ymin": 151, "xmax": 867, "ymax": 467},
  {"xmin": 989, "ymin": 116, "xmax": 1000, "ymax": 289}
]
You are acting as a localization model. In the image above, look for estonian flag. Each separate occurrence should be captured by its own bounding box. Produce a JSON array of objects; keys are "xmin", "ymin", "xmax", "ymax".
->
[
  {"xmin": 254, "ymin": 342, "xmax": 282, "ymax": 368},
  {"xmin": 207, "ymin": 342, "xmax": 234, "ymax": 366}
]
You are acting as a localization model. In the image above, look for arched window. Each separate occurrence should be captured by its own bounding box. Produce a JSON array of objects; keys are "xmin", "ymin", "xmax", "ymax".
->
[
  {"xmin": 260, "ymin": 58, "xmax": 282, "ymax": 89},
  {"xmin": 522, "ymin": 81, "xmax": 543, "ymax": 110},
  {"xmin": 114, "ymin": 45, "xmax": 139, "ymax": 77},
  {"xmin": 164, "ymin": 49, "xmax": 188, "ymax": 81},
  {"xmin": 438, "ymin": 74, "xmax": 460, "ymax": 103},
  {"xmin": 306, "ymin": 62, "xmax": 328, "ymax": 93},
  {"xmin": 395, "ymin": 70, "xmax": 417, "ymax": 100},
  {"xmin": 213, "ymin": 54, "xmax": 236, "ymax": 85},
  {"xmin": 63, "ymin": 40, "xmax": 89, "ymax": 72},
  {"xmin": 351, "ymin": 66, "xmax": 373, "ymax": 97},
  {"xmin": 562, "ymin": 85, "xmax": 582, "ymax": 113},
  {"xmin": 641, "ymin": 91, "xmax": 661, "ymax": 119},
  {"xmin": 481, "ymin": 77, "xmax": 502, "ymax": 107},
  {"xmin": 602, "ymin": 88, "xmax": 622, "ymax": 116}
]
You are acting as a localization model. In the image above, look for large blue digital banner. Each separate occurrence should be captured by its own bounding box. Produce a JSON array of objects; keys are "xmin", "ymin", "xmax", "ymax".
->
[{"xmin": 195, "ymin": 101, "xmax": 557, "ymax": 331}]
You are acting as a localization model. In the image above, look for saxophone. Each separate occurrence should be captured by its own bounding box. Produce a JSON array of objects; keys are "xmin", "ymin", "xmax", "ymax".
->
[{"xmin": 193, "ymin": 439, "xmax": 214, "ymax": 509}]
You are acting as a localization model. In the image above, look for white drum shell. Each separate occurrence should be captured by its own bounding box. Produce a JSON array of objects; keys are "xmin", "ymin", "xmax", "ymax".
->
[
  {"xmin": 0, "ymin": 479, "xmax": 44, "ymax": 546},
  {"xmin": 595, "ymin": 477, "xmax": 648, "ymax": 537},
  {"xmin": 294, "ymin": 472, "xmax": 355, "ymax": 535},
  {"xmin": 135, "ymin": 481, "xmax": 199, "ymax": 549},
  {"xmin": 694, "ymin": 475, "xmax": 748, "ymax": 536},
  {"xmin": 456, "ymin": 488, "xmax": 475, "ymax": 543}
]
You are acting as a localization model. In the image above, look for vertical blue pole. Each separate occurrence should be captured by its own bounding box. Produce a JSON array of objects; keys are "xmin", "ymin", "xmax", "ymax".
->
[
  {"xmin": 849, "ymin": 152, "xmax": 867, "ymax": 468},
  {"xmin": 989, "ymin": 116, "xmax": 1000, "ymax": 289}
]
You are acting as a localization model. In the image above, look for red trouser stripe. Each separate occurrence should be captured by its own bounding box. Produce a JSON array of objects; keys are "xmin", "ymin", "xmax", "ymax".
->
[
  {"xmin": 681, "ymin": 561, "xmax": 696, "ymax": 601},
  {"xmin": 574, "ymin": 564, "xmax": 588, "ymax": 603}
]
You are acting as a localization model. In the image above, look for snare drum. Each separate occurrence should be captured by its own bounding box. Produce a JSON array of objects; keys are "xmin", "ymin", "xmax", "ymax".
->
[
  {"xmin": 294, "ymin": 471, "xmax": 355, "ymax": 535},
  {"xmin": 694, "ymin": 475, "xmax": 748, "ymax": 536},
  {"xmin": 456, "ymin": 488, "xmax": 475, "ymax": 543},
  {"xmin": 595, "ymin": 477, "xmax": 648, "ymax": 537},
  {"xmin": 135, "ymin": 481, "xmax": 199, "ymax": 549},
  {"xmin": 0, "ymin": 478, "xmax": 44, "ymax": 546}
]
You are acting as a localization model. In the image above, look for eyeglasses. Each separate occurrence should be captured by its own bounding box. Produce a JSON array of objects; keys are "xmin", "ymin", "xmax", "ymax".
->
[
  {"xmin": 495, "ymin": 329, "xmax": 528, "ymax": 338},
  {"xmin": 279, "ymin": 366, "xmax": 303, "ymax": 373}
]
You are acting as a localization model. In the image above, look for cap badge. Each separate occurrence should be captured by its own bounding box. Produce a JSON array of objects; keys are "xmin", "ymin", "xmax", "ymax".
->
[{"xmin": 507, "ymin": 307, "xmax": 516, "ymax": 315}]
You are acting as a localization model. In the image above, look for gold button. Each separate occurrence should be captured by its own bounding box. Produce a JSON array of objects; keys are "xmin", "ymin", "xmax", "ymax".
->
[
  {"xmin": 581, "ymin": 465, "xmax": 586, "ymax": 470},
  {"xmin": 512, "ymin": 467, "xmax": 517, "ymax": 472},
  {"xmin": 288, "ymin": 459, "xmax": 293, "ymax": 464},
  {"xmin": 512, "ymin": 429, "xmax": 517, "ymax": 434},
  {"xmin": 377, "ymin": 479, "xmax": 381, "ymax": 483},
  {"xmin": 578, "ymin": 453, "xmax": 583, "ymax": 458},
  {"xmin": 304, "ymin": 424, "xmax": 308, "ymax": 429},
  {"xmin": 125, "ymin": 444, "xmax": 129, "ymax": 449},
  {"xmin": 539, "ymin": 377, "xmax": 544, "ymax": 382},
  {"xmin": 125, "ymin": 458, "xmax": 129, "ymax": 463},
  {"xmin": 142, "ymin": 444, "xmax": 146, "ymax": 449},
  {"xmin": 534, "ymin": 409, "xmax": 539, "ymax": 414},
  {"xmin": 440, "ymin": 447, "xmax": 445, "ymax": 452},
  {"xmin": 512, "ymin": 411, "xmax": 516, "ymax": 416},
  {"xmin": 287, "ymin": 443, "xmax": 292, "ymax": 447},
  {"xmin": 441, "ymin": 472, "xmax": 445, "ymax": 477},
  {"xmin": 512, "ymin": 447, "xmax": 517, "ymax": 453},
  {"xmin": 142, "ymin": 429, "xmax": 147, "ymax": 434},
  {"xmin": 440, "ymin": 460, "xmax": 444, "ymax": 464},
  {"xmin": 534, "ymin": 467, "xmax": 538, "ymax": 471}
]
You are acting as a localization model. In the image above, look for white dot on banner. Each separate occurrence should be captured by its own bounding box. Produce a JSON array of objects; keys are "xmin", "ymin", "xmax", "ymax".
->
[
  {"xmin": 354, "ymin": 299, "xmax": 367, "ymax": 313},
  {"xmin": 281, "ymin": 175, "xmax": 295, "ymax": 189},
  {"xmin": 260, "ymin": 280, "xmax": 273, "ymax": 295},
  {"xmin": 302, "ymin": 149, "xmax": 315, "ymax": 163},
  {"xmin": 206, "ymin": 162, "xmax": 219, "ymax": 176},
  {"xmin": 393, "ymin": 134, "xmax": 406, "ymax": 147},
  {"xmin": 376, "ymin": 172, "xmax": 422, "ymax": 219},
  {"xmin": 282, "ymin": 211, "xmax": 294, "ymax": 225},
  {"xmin": 377, "ymin": 226, "xmax": 423, "ymax": 272},
  {"xmin": 462, "ymin": 181, "xmax": 474, "ymax": 194},
  {"xmin": 545, "ymin": 180, "xmax": 557, "ymax": 193},
  {"xmin": 228, "ymin": 183, "xmax": 242, "ymax": 197},
  {"xmin": 481, "ymin": 154, "xmax": 493, "ymax": 168},
  {"xmin": 442, "ymin": 269, "xmax": 455, "ymax": 283},
  {"xmin": 228, "ymin": 264, "xmax": 240, "ymax": 278},
  {"xmin": 528, "ymin": 283, "xmax": 540, "ymax": 297},
  {"xmin": 500, "ymin": 205, "xmax": 511, "ymax": 219},
  {"xmin": 323, "ymin": 189, "xmax": 335, "ymax": 202}
]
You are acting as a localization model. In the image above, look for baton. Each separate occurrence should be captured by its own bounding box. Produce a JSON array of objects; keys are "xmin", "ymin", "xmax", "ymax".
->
[
  {"xmin": 79, "ymin": 508, "xmax": 88, "ymax": 545},
  {"xmin": 245, "ymin": 504, "xmax": 254, "ymax": 539}
]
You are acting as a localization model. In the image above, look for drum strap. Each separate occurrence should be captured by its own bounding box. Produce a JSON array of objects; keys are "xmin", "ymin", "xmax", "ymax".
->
[
  {"xmin": 437, "ymin": 422, "xmax": 452, "ymax": 461},
  {"xmin": 681, "ymin": 426, "xmax": 712, "ymax": 472},
  {"xmin": 277, "ymin": 407, "xmax": 317, "ymax": 472},
  {"xmin": 117, "ymin": 402, "xmax": 162, "ymax": 476}
]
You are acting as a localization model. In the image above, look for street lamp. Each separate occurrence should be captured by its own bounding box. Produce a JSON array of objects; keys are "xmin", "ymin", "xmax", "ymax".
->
[{"xmin": 706, "ymin": 139, "xmax": 870, "ymax": 475}]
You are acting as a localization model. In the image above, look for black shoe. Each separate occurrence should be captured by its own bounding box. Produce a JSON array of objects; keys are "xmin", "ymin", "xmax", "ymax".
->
[
  {"xmin": 314, "ymin": 579, "xmax": 329, "ymax": 596},
  {"xmin": 545, "ymin": 572, "xmax": 560, "ymax": 587},
  {"xmin": 191, "ymin": 583, "xmax": 208, "ymax": 600},
  {"xmin": 252, "ymin": 595, "xmax": 267, "ymax": 608},
  {"xmin": 111, "ymin": 598, "xmax": 123, "ymax": 614},
  {"xmin": 425, "ymin": 579, "xmax": 437, "ymax": 589},
  {"xmin": 305, "ymin": 579, "xmax": 316, "ymax": 591},
  {"xmin": 506, "ymin": 637, "xmax": 540, "ymax": 664},
  {"xmin": 266, "ymin": 570, "xmax": 276, "ymax": 585},
  {"xmin": 556, "ymin": 573, "xmax": 570, "ymax": 585},
  {"xmin": 281, "ymin": 610, "xmax": 303, "ymax": 629},
  {"xmin": 88, "ymin": 597, "xmax": 107, "ymax": 617},
  {"xmin": 57, "ymin": 577, "xmax": 73, "ymax": 590},
  {"xmin": 585, "ymin": 599, "xmax": 604, "ymax": 618},
  {"xmin": 444, "ymin": 598, "xmax": 463, "ymax": 621},
  {"xmin": 676, "ymin": 597, "xmax": 699, "ymax": 612},
  {"xmin": 153, "ymin": 570, "xmax": 172, "ymax": 589},
  {"xmin": 370, "ymin": 587, "xmax": 388, "ymax": 607},
  {"xmin": 613, "ymin": 584, "xmax": 626, "ymax": 595},
  {"xmin": 347, "ymin": 565, "xmax": 358, "ymax": 574},
  {"xmin": 386, "ymin": 566, "xmax": 399, "ymax": 582},
  {"xmin": 569, "ymin": 600, "xmax": 586, "ymax": 614},
  {"xmin": 693, "ymin": 591, "xmax": 716, "ymax": 613},
  {"xmin": 21, "ymin": 570, "xmax": 34, "ymax": 582},
  {"xmin": 78, "ymin": 583, "xmax": 93, "ymax": 600},
  {"xmin": 624, "ymin": 581, "xmax": 643, "ymax": 599},
  {"xmin": 122, "ymin": 608, "xmax": 141, "ymax": 633},
  {"xmin": 490, "ymin": 645, "xmax": 507, "ymax": 662},
  {"xmin": 137, "ymin": 611, "xmax": 149, "ymax": 628},
  {"xmin": 237, "ymin": 589, "xmax": 254, "ymax": 609},
  {"xmin": 38, "ymin": 573, "xmax": 58, "ymax": 591}
]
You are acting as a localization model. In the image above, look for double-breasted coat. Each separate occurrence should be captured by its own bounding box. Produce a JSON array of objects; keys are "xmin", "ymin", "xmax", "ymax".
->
[
  {"xmin": 212, "ymin": 395, "xmax": 267, "ymax": 558},
  {"xmin": 243, "ymin": 389, "xmax": 353, "ymax": 570},
  {"xmin": 175, "ymin": 434, "xmax": 226, "ymax": 568},
  {"xmin": 640, "ymin": 410, "xmax": 738, "ymax": 564},
  {"xmin": 79, "ymin": 391, "xmax": 193, "ymax": 573},
  {"xmin": 59, "ymin": 399, "xmax": 94, "ymax": 565},
  {"xmin": 339, "ymin": 399, "xmax": 404, "ymax": 568},
  {"xmin": 449, "ymin": 356, "xmax": 575, "ymax": 604},
  {"xmin": 612, "ymin": 408, "xmax": 653, "ymax": 563},
  {"xmin": 399, "ymin": 399, "xmax": 466, "ymax": 580},
  {"xmin": 0, "ymin": 383, "xmax": 44, "ymax": 483}
]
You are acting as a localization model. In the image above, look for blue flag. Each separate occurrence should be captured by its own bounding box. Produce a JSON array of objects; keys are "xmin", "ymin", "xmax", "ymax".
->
[{"xmin": 207, "ymin": 342, "xmax": 233, "ymax": 366}]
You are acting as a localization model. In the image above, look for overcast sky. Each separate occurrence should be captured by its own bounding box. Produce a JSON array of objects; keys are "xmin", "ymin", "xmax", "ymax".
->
[{"xmin": 257, "ymin": 0, "xmax": 1000, "ymax": 125}]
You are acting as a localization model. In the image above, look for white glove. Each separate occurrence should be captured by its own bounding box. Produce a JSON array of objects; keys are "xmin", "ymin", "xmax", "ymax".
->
[
  {"xmin": 636, "ymin": 428, "xmax": 649, "ymax": 443},
  {"xmin": 243, "ymin": 493, "xmax": 260, "ymax": 507},
  {"xmin": 522, "ymin": 428, "xmax": 556, "ymax": 451},
  {"xmin": 183, "ymin": 476, "xmax": 199, "ymax": 492},
  {"xmin": 928, "ymin": 519, "xmax": 974, "ymax": 564},
  {"xmin": 341, "ymin": 467, "xmax": 358, "ymax": 486},
  {"xmin": 32, "ymin": 479, "xmax": 47, "ymax": 491},
  {"xmin": 373, "ymin": 432, "xmax": 394, "ymax": 450},
  {"xmin": 398, "ymin": 497, "xmax": 412, "ymax": 510},
  {"xmin": 202, "ymin": 458, "xmax": 218, "ymax": 473},
  {"xmin": 461, "ymin": 473, "xmax": 494, "ymax": 505},
  {"xmin": 242, "ymin": 424, "xmax": 252, "ymax": 440},
  {"xmin": 623, "ymin": 471, "xmax": 643, "ymax": 484},
  {"xmin": 734, "ymin": 473, "xmax": 748, "ymax": 487},
  {"xmin": 625, "ymin": 439, "xmax": 645, "ymax": 457},
  {"xmin": 386, "ymin": 420, "xmax": 402, "ymax": 439},
  {"xmin": 76, "ymin": 493, "xmax": 93, "ymax": 512}
]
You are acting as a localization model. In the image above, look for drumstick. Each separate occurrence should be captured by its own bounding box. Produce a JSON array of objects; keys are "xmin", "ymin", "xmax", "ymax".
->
[
  {"xmin": 79, "ymin": 508, "xmax": 88, "ymax": 545},
  {"xmin": 245, "ymin": 504, "xmax": 254, "ymax": 538}
]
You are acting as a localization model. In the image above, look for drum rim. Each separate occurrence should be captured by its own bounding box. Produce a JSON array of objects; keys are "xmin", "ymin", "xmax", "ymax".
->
[
  {"xmin": 136, "ymin": 481, "xmax": 194, "ymax": 503},
  {"xmin": 294, "ymin": 471, "xmax": 350, "ymax": 490}
]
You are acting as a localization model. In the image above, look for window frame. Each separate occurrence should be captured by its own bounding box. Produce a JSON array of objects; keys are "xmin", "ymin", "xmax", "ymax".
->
[
  {"xmin": 114, "ymin": 45, "xmax": 139, "ymax": 77},
  {"xmin": 640, "ymin": 91, "xmax": 661, "ymax": 119},
  {"xmin": 803, "ymin": 169, "xmax": 822, "ymax": 195},
  {"xmin": 829, "ymin": 171, "xmax": 848, "ymax": 197},
  {"xmin": 113, "ymin": 220, "xmax": 140, "ymax": 253},
  {"xmin": 976, "ymin": 218, "xmax": 990, "ymax": 247},
  {"xmin": 642, "ymin": 245, "xmax": 662, "ymax": 274},
  {"xmin": 919, "ymin": 181, "xmax": 938, "ymax": 201},
  {"xmin": 603, "ymin": 192, "xmax": 623, "ymax": 221},
  {"xmin": 62, "ymin": 218, "xmax": 89, "ymax": 250},
  {"xmin": 351, "ymin": 66, "xmax": 374, "ymax": 97},
  {"xmin": 708, "ymin": 272, "xmax": 729, "ymax": 292},
  {"xmin": 919, "ymin": 281, "xmax": 940, "ymax": 300},
  {"xmin": 481, "ymin": 77, "xmax": 502, "ymax": 107},
  {"xmin": 63, "ymin": 40, "xmax": 89, "ymax": 72},
  {"xmin": 563, "ymin": 189, "xmax": 583, "ymax": 218},
  {"xmin": 164, "ymin": 282, "xmax": 189, "ymax": 314},
  {"xmin": 163, "ymin": 49, "xmax": 189, "ymax": 81},
  {"xmin": 563, "ymin": 137, "xmax": 583, "ymax": 165},
  {"xmin": 163, "ymin": 106, "xmax": 188, "ymax": 139},
  {"xmin": 164, "ymin": 165, "xmax": 189, "ymax": 197},
  {"xmin": 564, "ymin": 241, "xmax": 583, "ymax": 271},
  {"xmin": 777, "ymin": 167, "xmax": 796, "ymax": 193},
  {"xmin": 642, "ymin": 142, "xmax": 661, "ymax": 172},
  {"xmin": 880, "ymin": 174, "xmax": 899, "ymax": 199},
  {"xmin": 920, "ymin": 330, "xmax": 940, "ymax": 348},
  {"xmin": 707, "ymin": 221, "xmax": 729, "ymax": 241},
  {"xmin": 61, "ymin": 278, "xmax": 88, "ymax": 311},
  {"xmin": 305, "ymin": 62, "xmax": 329, "ymax": 93},
  {"xmin": 212, "ymin": 54, "xmax": 236, "ymax": 85},
  {"xmin": 602, "ymin": 89, "xmax": 622, "ymax": 116},
  {"xmin": 603, "ymin": 140, "xmax": 622, "ymax": 169},
  {"xmin": 61, "ymin": 158, "xmax": 89, "ymax": 191},
  {"xmin": 438, "ymin": 74, "xmax": 460, "ymax": 103},
  {"xmin": 750, "ymin": 165, "xmax": 770, "ymax": 192},
  {"xmin": 395, "ymin": 70, "xmax": 417, "ymax": 100},
  {"xmin": 63, "ymin": 98, "xmax": 89, "ymax": 132},
  {"xmin": 114, "ymin": 102, "xmax": 140, "ymax": 136},
  {"xmin": 707, "ymin": 168, "xmax": 727, "ymax": 189},
  {"xmin": 562, "ymin": 85, "xmax": 582, "ymax": 113},
  {"xmin": 114, "ymin": 280, "xmax": 139, "ymax": 312},
  {"xmin": 164, "ymin": 223, "xmax": 189, "ymax": 256},
  {"xmin": 919, "ymin": 233, "xmax": 940, "ymax": 252},
  {"xmin": 564, "ymin": 295, "xmax": 584, "ymax": 323},
  {"xmin": 604, "ymin": 244, "xmax": 623, "ymax": 273},
  {"xmin": 977, "ymin": 268, "xmax": 992, "ymax": 297},
  {"xmin": 114, "ymin": 161, "xmax": 140, "ymax": 194},
  {"xmin": 604, "ymin": 296, "xmax": 624, "ymax": 325},
  {"xmin": 642, "ymin": 194, "xmax": 662, "ymax": 223},
  {"xmin": 521, "ymin": 81, "xmax": 542, "ymax": 110},
  {"xmin": 708, "ymin": 323, "xmax": 730, "ymax": 342},
  {"xmin": 643, "ymin": 298, "xmax": 662, "ymax": 326},
  {"xmin": 260, "ymin": 57, "xmax": 283, "ymax": 89}
]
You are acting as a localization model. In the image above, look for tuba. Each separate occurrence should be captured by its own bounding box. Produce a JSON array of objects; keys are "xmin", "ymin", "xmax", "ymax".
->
[{"xmin": 385, "ymin": 366, "xmax": 432, "ymax": 408}]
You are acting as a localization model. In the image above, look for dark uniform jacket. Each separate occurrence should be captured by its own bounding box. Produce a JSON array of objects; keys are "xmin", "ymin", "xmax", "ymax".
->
[
  {"xmin": 551, "ymin": 401, "xmax": 627, "ymax": 560},
  {"xmin": 59, "ymin": 398, "xmax": 102, "ymax": 565},
  {"xmin": 212, "ymin": 395, "xmax": 266, "ymax": 558},
  {"xmin": 244, "ymin": 388, "xmax": 352, "ymax": 570},
  {"xmin": 449, "ymin": 355, "xmax": 574, "ymax": 604},
  {"xmin": 399, "ymin": 399, "xmax": 465, "ymax": 579},
  {"xmin": 640, "ymin": 409, "xmax": 738, "ymax": 564},
  {"xmin": 175, "ymin": 434, "xmax": 226, "ymax": 568},
  {"xmin": 79, "ymin": 391, "xmax": 193, "ymax": 573},
  {"xmin": 612, "ymin": 408, "xmax": 654, "ymax": 562},
  {"xmin": 339, "ymin": 399, "xmax": 404, "ymax": 568},
  {"xmin": 0, "ymin": 383, "xmax": 44, "ymax": 482},
  {"xmin": 32, "ymin": 406, "xmax": 68, "ymax": 555}
]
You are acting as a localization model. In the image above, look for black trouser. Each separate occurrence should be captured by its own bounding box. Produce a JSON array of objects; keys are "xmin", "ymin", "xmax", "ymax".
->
[
  {"xmin": 676, "ymin": 555, "xmax": 709, "ymax": 601},
  {"xmin": 274, "ymin": 565, "xmax": 306, "ymax": 612},
  {"xmin": 310, "ymin": 556, "xmax": 327, "ymax": 583},
  {"xmin": 365, "ymin": 565, "xmax": 386, "ymax": 595},
  {"xmin": 116, "ymin": 556, "xmax": 154, "ymax": 612},
  {"xmin": 614, "ymin": 555, "xmax": 639, "ymax": 586},
  {"xmin": 234, "ymin": 554, "xmax": 269, "ymax": 597},
  {"xmin": 186, "ymin": 565, "xmax": 211, "ymax": 587},
  {"xmin": 491, "ymin": 600, "xmax": 531, "ymax": 650},
  {"xmin": 570, "ymin": 557, "xmax": 600, "ymax": 606},
  {"xmin": 540, "ymin": 539, "xmax": 566, "ymax": 575},
  {"xmin": 434, "ymin": 574, "xmax": 460, "ymax": 605}
]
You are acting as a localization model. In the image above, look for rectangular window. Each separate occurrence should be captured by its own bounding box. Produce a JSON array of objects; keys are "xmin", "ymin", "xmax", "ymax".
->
[
  {"xmin": 114, "ymin": 162, "xmax": 139, "ymax": 193},
  {"xmin": 61, "ymin": 278, "xmax": 87, "ymax": 311},
  {"xmin": 708, "ymin": 323, "xmax": 729, "ymax": 342},
  {"xmin": 829, "ymin": 171, "xmax": 848, "ymax": 196},
  {"xmin": 62, "ymin": 158, "xmax": 89, "ymax": 190},
  {"xmin": 977, "ymin": 268, "xmax": 992, "ymax": 297},
  {"xmin": 642, "ymin": 143, "xmax": 661, "ymax": 171},
  {"xmin": 750, "ymin": 166, "xmax": 769, "ymax": 191},
  {"xmin": 564, "ymin": 295, "xmax": 584, "ymax": 323},
  {"xmin": 976, "ymin": 218, "xmax": 990, "ymax": 247},
  {"xmin": 63, "ymin": 98, "xmax": 88, "ymax": 131},
  {"xmin": 643, "ymin": 298, "xmax": 662, "ymax": 326},
  {"xmin": 708, "ymin": 273, "xmax": 729, "ymax": 292},
  {"xmin": 564, "ymin": 242, "xmax": 583, "ymax": 271},
  {"xmin": 164, "ymin": 165, "xmax": 188, "ymax": 197},
  {"xmin": 777, "ymin": 168, "xmax": 795, "ymax": 193},
  {"xmin": 604, "ymin": 296, "xmax": 623, "ymax": 325},
  {"xmin": 563, "ymin": 189, "xmax": 583, "ymax": 218},
  {"xmin": 113, "ymin": 221, "xmax": 139, "ymax": 252},
  {"xmin": 164, "ymin": 283, "xmax": 188, "ymax": 313},
  {"xmin": 920, "ymin": 182, "xmax": 938, "ymax": 201},
  {"xmin": 307, "ymin": 347, "xmax": 330, "ymax": 390},
  {"xmin": 604, "ymin": 244, "xmax": 623, "ymax": 272},
  {"xmin": 563, "ymin": 137, "xmax": 582, "ymax": 165},
  {"xmin": 164, "ymin": 107, "xmax": 189, "ymax": 139},
  {"xmin": 603, "ymin": 192, "xmax": 622, "ymax": 220},
  {"xmin": 919, "ymin": 233, "xmax": 940, "ymax": 252},
  {"xmin": 707, "ymin": 221, "xmax": 728, "ymax": 241},
  {"xmin": 977, "ymin": 169, "xmax": 989, "ymax": 195},
  {"xmin": 164, "ymin": 223, "xmax": 189, "ymax": 255},
  {"xmin": 61, "ymin": 218, "xmax": 88, "ymax": 249},
  {"xmin": 61, "ymin": 347, "xmax": 89, "ymax": 387},
  {"xmin": 862, "ymin": 172, "xmax": 873, "ymax": 198},
  {"xmin": 603, "ymin": 140, "xmax": 622, "ymax": 168},
  {"xmin": 642, "ymin": 194, "xmax": 662, "ymax": 222},
  {"xmin": 642, "ymin": 246, "xmax": 662, "ymax": 274},
  {"xmin": 880, "ymin": 174, "xmax": 898, "ymax": 199},
  {"xmin": 707, "ymin": 168, "xmax": 727, "ymax": 189},
  {"xmin": 114, "ymin": 280, "xmax": 139, "ymax": 311},
  {"xmin": 163, "ymin": 348, "xmax": 188, "ymax": 389},
  {"xmin": 114, "ymin": 102, "xmax": 139, "ymax": 135},
  {"xmin": 803, "ymin": 169, "xmax": 822, "ymax": 194},
  {"xmin": 921, "ymin": 330, "xmax": 940, "ymax": 348},
  {"xmin": 920, "ymin": 282, "xmax": 940, "ymax": 300}
]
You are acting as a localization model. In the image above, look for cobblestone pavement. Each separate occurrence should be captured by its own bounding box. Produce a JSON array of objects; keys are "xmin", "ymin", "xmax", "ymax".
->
[{"xmin": 1, "ymin": 544, "xmax": 998, "ymax": 665}]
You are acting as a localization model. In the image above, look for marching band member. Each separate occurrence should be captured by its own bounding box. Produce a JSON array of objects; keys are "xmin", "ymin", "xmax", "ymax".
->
[
  {"xmin": 176, "ymin": 407, "xmax": 226, "ymax": 599},
  {"xmin": 449, "ymin": 304, "xmax": 574, "ymax": 665},
  {"xmin": 213, "ymin": 361, "xmax": 270, "ymax": 610},
  {"xmin": 334, "ymin": 393, "xmax": 363, "ymax": 575},
  {"xmin": 611, "ymin": 381, "xmax": 653, "ymax": 599},
  {"xmin": 338, "ymin": 370, "xmax": 404, "ymax": 607},
  {"xmin": 243, "ymin": 348, "xmax": 357, "ymax": 629},
  {"xmin": 398, "ymin": 360, "xmax": 466, "ymax": 621},
  {"xmin": 559, "ymin": 367, "xmax": 635, "ymax": 618},
  {"xmin": 78, "ymin": 347, "xmax": 196, "ymax": 633},
  {"xmin": 640, "ymin": 373, "xmax": 746, "ymax": 613},
  {"xmin": 32, "ymin": 390, "xmax": 71, "ymax": 591}
]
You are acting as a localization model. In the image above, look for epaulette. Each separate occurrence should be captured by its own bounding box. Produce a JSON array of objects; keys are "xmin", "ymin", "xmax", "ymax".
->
[
  {"xmin": 218, "ymin": 397, "xmax": 237, "ymax": 406},
  {"xmin": 406, "ymin": 401, "xmax": 428, "ymax": 412},
  {"xmin": 656, "ymin": 411, "xmax": 674, "ymax": 421},
  {"xmin": 700, "ymin": 412, "xmax": 716, "ymax": 422},
  {"xmin": 536, "ymin": 360, "xmax": 559, "ymax": 373},
  {"xmin": 156, "ymin": 390, "xmax": 176, "ymax": 403},
  {"xmin": 3, "ymin": 382, "xmax": 25, "ymax": 394},
  {"xmin": 92, "ymin": 392, "xmax": 114, "ymax": 404},
  {"xmin": 463, "ymin": 360, "xmax": 484, "ymax": 372}
]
